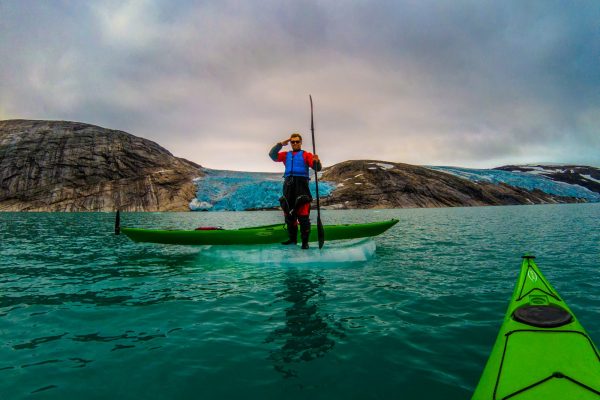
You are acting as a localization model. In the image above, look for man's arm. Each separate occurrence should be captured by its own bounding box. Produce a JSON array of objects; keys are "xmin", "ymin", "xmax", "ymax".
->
[
  {"xmin": 269, "ymin": 143, "xmax": 284, "ymax": 162},
  {"xmin": 303, "ymin": 152, "xmax": 322, "ymax": 171}
]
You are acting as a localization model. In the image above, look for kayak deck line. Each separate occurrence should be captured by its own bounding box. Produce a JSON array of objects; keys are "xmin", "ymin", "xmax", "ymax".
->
[
  {"xmin": 496, "ymin": 330, "xmax": 600, "ymax": 399},
  {"xmin": 472, "ymin": 256, "xmax": 600, "ymax": 399},
  {"xmin": 496, "ymin": 371, "xmax": 600, "ymax": 400},
  {"xmin": 515, "ymin": 261, "xmax": 561, "ymax": 303}
]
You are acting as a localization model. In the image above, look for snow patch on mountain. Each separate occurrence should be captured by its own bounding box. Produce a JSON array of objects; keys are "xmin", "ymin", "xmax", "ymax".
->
[
  {"xmin": 428, "ymin": 166, "xmax": 600, "ymax": 201},
  {"xmin": 582, "ymin": 174, "xmax": 600, "ymax": 184},
  {"xmin": 368, "ymin": 162, "xmax": 395, "ymax": 170}
]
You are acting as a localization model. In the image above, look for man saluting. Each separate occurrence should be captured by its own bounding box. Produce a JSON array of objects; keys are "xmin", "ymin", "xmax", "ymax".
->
[{"xmin": 269, "ymin": 133, "xmax": 322, "ymax": 249}]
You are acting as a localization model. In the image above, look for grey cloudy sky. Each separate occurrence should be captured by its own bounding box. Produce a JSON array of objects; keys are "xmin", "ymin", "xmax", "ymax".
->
[{"xmin": 1, "ymin": 0, "xmax": 599, "ymax": 171}]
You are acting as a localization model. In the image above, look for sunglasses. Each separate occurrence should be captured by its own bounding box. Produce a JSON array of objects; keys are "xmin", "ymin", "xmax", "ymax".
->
[{"xmin": 290, "ymin": 140, "xmax": 301, "ymax": 144}]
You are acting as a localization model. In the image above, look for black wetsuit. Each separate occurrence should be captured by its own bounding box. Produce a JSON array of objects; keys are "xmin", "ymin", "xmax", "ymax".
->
[{"xmin": 269, "ymin": 143, "xmax": 322, "ymax": 246}]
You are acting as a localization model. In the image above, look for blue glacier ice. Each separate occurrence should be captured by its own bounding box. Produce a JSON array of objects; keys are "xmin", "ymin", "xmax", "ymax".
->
[
  {"xmin": 428, "ymin": 166, "xmax": 600, "ymax": 201},
  {"xmin": 190, "ymin": 169, "xmax": 336, "ymax": 211},
  {"xmin": 189, "ymin": 165, "xmax": 599, "ymax": 211}
]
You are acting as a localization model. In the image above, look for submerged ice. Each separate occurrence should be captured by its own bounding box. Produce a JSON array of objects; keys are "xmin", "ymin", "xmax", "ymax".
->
[
  {"xmin": 196, "ymin": 238, "xmax": 376, "ymax": 265},
  {"xmin": 190, "ymin": 168, "xmax": 336, "ymax": 211}
]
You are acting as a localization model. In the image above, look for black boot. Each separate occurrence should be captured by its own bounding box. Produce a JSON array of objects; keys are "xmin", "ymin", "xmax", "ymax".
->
[
  {"xmin": 281, "ymin": 221, "xmax": 298, "ymax": 245},
  {"xmin": 299, "ymin": 216, "xmax": 310, "ymax": 249},
  {"xmin": 301, "ymin": 233, "xmax": 309, "ymax": 249}
]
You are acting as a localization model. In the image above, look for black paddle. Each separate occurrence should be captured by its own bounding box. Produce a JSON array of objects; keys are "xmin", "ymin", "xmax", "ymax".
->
[
  {"xmin": 115, "ymin": 210, "xmax": 120, "ymax": 235},
  {"xmin": 310, "ymin": 95, "xmax": 325, "ymax": 249}
]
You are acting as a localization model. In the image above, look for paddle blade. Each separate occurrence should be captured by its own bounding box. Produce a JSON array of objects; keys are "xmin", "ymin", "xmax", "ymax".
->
[
  {"xmin": 317, "ymin": 216, "xmax": 325, "ymax": 249},
  {"xmin": 115, "ymin": 210, "xmax": 121, "ymax": 235}
]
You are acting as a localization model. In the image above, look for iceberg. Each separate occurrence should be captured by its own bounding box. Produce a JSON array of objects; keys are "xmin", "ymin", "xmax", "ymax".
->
[
  {"xmin": 190, "ymin": 169, "xmax": 336, "ymax": 211},
  {"xmin": 428, "ymin": 166, "xmax": 600, "ymax": 201},
  {"xmin": 196, "ymin": 238, "xmax": 376, "ymax": 265}
]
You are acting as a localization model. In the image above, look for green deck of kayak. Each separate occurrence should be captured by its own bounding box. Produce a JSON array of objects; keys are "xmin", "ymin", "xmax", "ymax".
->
[
  {"xmin": 121, "ymin": 219, "xmax": 398, "ymax": 245},
  {"xmin": 472, "ymin": 256, "xmax": 600, "ymax": 399}
]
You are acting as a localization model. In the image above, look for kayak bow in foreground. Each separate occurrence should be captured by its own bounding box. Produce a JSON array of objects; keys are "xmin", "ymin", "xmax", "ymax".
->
[
  {"xmin": 120, "ymin": 219, "xmax": 398, "ymax": 246},
  {"xmin": 472, "ymin": 256, "xmax": 600, "ymax": 399}
]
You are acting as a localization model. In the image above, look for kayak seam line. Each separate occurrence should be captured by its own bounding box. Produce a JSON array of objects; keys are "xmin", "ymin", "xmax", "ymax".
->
[
  {"xmin": 495, "ymin": 329, "xmax": 600, "ymax": 399},
  {"xmin": 516, "ymin": 263, "xmax": 560, "ymax": 302},
  {"xmin": 494, "ymin": 327, "xmax": 511, "ymax": 399},
  {"xmin": 558, "ymin": 375, "xmax": 600, "ymax": 396},
  {"xmin": 501, "ymin": 373, "xmax": 600, "ymax": 399},
  {"xmin": 501, "ymin": 374, "xmax": 554, "ymax": 399},
  {"xmin": 515, "ymin": 287, "xmax": 561, "ymax": 303}
]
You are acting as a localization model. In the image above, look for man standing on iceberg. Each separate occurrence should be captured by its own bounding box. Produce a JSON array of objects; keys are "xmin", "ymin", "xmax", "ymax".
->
[{"xmin": 269, "ymin": 133, "xmax": 321, "ymax": 249}]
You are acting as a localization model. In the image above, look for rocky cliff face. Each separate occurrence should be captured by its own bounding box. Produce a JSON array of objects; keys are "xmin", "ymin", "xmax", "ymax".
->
[
  {"xmin": 0, "ymin": 120, "xmax": 202, "ymax": 211},
  {"xmin": 319, "ymin": 160, "xmax": 582, "ymax": 209}
]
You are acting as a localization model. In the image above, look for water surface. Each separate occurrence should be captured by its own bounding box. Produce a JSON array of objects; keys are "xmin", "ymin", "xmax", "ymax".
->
[{"xmin": 1, "ymin": 204, "xmax": 599, "ymax": 399}]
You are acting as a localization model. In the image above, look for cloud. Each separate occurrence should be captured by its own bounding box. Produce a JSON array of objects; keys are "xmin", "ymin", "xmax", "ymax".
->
[
  {"xmin": 92, "ymin": 0, "xmax": 163, "ymax": 49},
  {"xmin": 1, "ymin": 0, "xmax": 599, "ymax": 170}
]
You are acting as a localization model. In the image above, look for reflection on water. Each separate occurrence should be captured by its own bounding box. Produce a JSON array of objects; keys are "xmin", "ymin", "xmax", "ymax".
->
[
  {"xmin": 70, "ymin": 331, "xmax": 166, "ymax": 343},
  {"xmin": 265, "ymin": 269, "xmax": 345, "ymax": 378},
  {"xmin": 13, "ymin": 333, "xmax": 68, "ymax": 350},
  {"xmin": 31, "ymin": 384, "xmax": 58, "ymax": 394}
]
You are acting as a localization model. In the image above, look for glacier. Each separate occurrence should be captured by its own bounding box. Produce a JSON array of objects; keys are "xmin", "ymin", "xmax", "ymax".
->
[
  {"xmin": 190, "ymin": 169, "xmax": 336, "ymax": 211},
  {"xmin": 189, "ymin": 166, "xmax": 599, "ymax": 211},
  {"xmin": 428, "ymin": 166, "xmax": 600, "ymax": 201}
]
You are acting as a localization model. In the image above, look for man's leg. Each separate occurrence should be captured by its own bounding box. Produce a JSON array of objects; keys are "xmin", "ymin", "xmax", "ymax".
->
[
  {"xmin": 282, "ymin": 213, "xmax": 298, "ymax": 245},
  {"xmin": 297, "ymin": 203, "xmax": 311, "ymax": 249},
  {"xmin": 279, "ymin": 195, "xmax": 297, "ymax": 245}
]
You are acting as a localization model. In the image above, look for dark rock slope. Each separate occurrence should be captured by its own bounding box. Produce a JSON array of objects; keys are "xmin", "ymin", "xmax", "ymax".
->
[
  {"xmin": 319, "ymin": 160, "xmax": 582, "ymax": 209},
  {"xmin": 0, "ymin": 120, "xmax": 202, "ymax": 211}
]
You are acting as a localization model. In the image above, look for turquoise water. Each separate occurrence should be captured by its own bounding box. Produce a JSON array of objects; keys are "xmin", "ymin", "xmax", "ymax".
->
[{"xmin": 1, "ymin": 204, "xmax": 599, "ymax": 399}]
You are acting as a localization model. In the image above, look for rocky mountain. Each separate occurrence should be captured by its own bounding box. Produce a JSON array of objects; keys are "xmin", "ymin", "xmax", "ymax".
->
[
  {"xmin": 495, "ymin": 164, "xmax": 600, "ymax": 195},
  {"xmin": 319, "ymin": 161, "xmax": 584, "ymax": 209},
  {"xmin": 0, "ymin": 120, "xmax": 202, "ymax": 211},
  {"xmin": 1, "ymin": 119, "xmax": 593, "ymax": 212}
]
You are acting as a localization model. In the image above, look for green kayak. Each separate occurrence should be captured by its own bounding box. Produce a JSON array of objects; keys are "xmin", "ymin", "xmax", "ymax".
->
[
  {"xmin": 472, "ymin": 256, "xmax": 600, "ymax": 399},
  {"xmin": 120, "ymin": 219, "xmax": 398, "ymax": 245}
]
